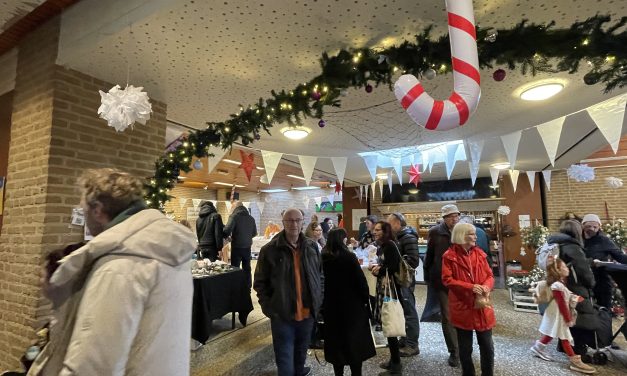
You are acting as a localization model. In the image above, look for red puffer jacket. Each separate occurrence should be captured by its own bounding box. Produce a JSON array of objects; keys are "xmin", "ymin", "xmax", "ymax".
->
[{"xmin": 442, "ymin": 244, "xmax": 496, "ymax": 331}]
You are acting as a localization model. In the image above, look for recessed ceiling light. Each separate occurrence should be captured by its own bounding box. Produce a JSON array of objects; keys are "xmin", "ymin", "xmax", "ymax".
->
[
  {"xmin": 292, "ymin": 186, "xmax": 321, "ymax": 191},
  {"xmin": 222, "ymin": 158, "xmax": 241, "ymax": 165},
  {"xmin": 280, "ymin": 126, "xmax": 311, "ymax": 140},
  {"xmin": 213, "ymin": 182, "xmax": 246, "ymax": 188},
  {"xmin": 286, "ymin": 174, "xmax": 307, "ymax": 181},
  {"xmin": 260, "ymin": 188, "xmax": 288, "ymax": 193},
  {"xmin": 520, "ymin": 83, "xmax": 564, "ymax": 101},
  {"xmin": 490, "ymin": 162, "xmax": 510, "ymax": 170}
]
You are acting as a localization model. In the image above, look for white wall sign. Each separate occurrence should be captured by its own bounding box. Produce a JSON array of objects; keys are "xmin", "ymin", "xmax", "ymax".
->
[
  {"xmin": 352, "ymin": 209, "xmax": 368, "ymax": 231},
  {"xmin": 518, "ymin": 214, "xmax": 530, "ymax": 229}
]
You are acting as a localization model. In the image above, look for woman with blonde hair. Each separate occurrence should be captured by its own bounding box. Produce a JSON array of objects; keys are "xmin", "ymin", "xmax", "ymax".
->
[
  {"xmin": 305, "ymin": 221, "xmax": 326, "ymax": 252},
  {"xmin": 442, "ymin": 223, "xmax": 495, "ymax": 376}
]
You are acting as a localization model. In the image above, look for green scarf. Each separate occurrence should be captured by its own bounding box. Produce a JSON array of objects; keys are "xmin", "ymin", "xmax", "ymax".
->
[{"xmin": 104, "ymin": 200, "xmax": 147, "ymax": 230}]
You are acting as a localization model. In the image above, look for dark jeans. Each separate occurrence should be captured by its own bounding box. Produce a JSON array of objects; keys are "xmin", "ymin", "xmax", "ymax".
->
[
  {"xmin": 230, "ymin": 247, "xmax": 252, "ymax": 289},
  {"xmin": 332, "ymin": 363, "xmax": 362, "ymax": 376},
  {"xmin": 399, "ymin": 283, "xmax": 420, "ymax": 348},
  {"xmin": 437, "ymin": 289, "xmax": 458, "ymax": 356},
  {"xmin": 198, "ymin": 246, "xmax": 218, "ymax": 262},
  {"xmin": 594, "ymin": 286, "xmax": 613, "ymax": 310},
  {"xmin": 456, "ymin": 328, "xmax": 494, "ymax": 376},
  {"xmin": 270, "ymin": 317, "xmax": 314, "ymax": 376}
]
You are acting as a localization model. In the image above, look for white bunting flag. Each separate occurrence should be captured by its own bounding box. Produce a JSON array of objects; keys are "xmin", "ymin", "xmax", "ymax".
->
[
  {"xmin": 466, "ymin": 139, "xmax": 484, "ymax": 164},
  {"xmin": 370, "ymin": 182, "xmax": 376, "ymax": 200},
  {"xmin": 489, "ymin": 167, "xmax": 500, "ymax": 187},
  {"xmin": 378, "ymin": 178, "xmax": 384, "ymax": 199},
  {"xmin": 178, "ymin": 197, "xmax": 188, "ymax": 209},
  {"xmin": 387, "ymin": 171, "xmax": 394, "ymax": 193},
  {"xmin": 362, "ymin": 155, "xmax": 379, "ymax": 182},
  {"xmin": 192, "ymin": 198, "xmax": 202, "ymax": 209},
  {"xmin": 314, "ymin": 196, "xmax": 323, "ymax": 209},
  {"xmin": 327, "ymin": 194, "xmax": 335, "ymax": 206},
  {"xmin": 358, "ymin": 185, "xmax": 363, "ymax": 202},
  {"xmin": 224, "ymin": 200, "xmax": 233, "ymax": 213},
  {"xmin": 207, "ymin": 145, "xmax": 228, "ymax": 174},
  {"xmin": 261, "ymin": 150, "xmax": 283, "ymax": 184},
  {"xmin": 536, "ymin": 116, "xmax": 566, "ymax": 166},
  {"xmin": 256, "ymin": 201, "xmax": 265, "ymax": 214},
  {"xmin": 445, "ymin": 143, "xmax": 459, "ymax": 180},
  {"xmin": 500, "ymin": 130, "xmax": 522, "ymax": 169},
  {"xmin": 469, "ymin": 162, "xmax": 480, "ymax": 187},
  {"xmin": 303, "ymin": 196, "xmax": 310, "ymax": 208},
  {"xmin": 298, "ymin": 155, "xmax": 318, "ymax": 186},
  {"xmin": 242, "ymin": 201, "xmax": 251, "ymax": 210},
  {"xmin": 542, "ymin": 170, "xmax": 552, "ymax": 191},
  {"xmin": 509, "ymin": 170, "xmax": 520, "ymax": 193},
  {"xmin": 587, "ymin": 94, "xmax": 627, "ymax": 154},
  {"xmin": 392, "ymin": 157, "xmax": 403, "ymax": 185},
  {"xmin": 526, "ymin": 171, "xmax": 537, "ymax": 192},
  {"xmin": 422, "ymin": 151, "xmax": 430, "ymax": 172},
  {"xmin": 331, "ymin": 157, "xmax": 348, "ymax": 186}
]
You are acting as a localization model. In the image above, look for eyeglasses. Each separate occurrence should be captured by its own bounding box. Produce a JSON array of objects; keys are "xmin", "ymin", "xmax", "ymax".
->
[{"xmin": 283, "ymin": 219, "xmax": 303, "ymax": 224}]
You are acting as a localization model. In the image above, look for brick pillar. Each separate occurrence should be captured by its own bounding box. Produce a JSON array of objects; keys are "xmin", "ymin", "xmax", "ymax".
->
[{"xmin": 0, "ymin": 16, "xmax": 166, "ymax": 369}]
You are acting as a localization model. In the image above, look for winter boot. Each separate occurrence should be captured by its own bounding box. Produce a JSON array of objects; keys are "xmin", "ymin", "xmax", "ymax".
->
[
  {"xmin": 569, "ymin": 355, "xmax": 596, "ymax": 374},
  {"xmin": 530, "ymin": 340, "xmax": 553, "ymax": 361},
  {"xmin": 378, "ymin": 361, "xmax": 402, "ymax": 375}
]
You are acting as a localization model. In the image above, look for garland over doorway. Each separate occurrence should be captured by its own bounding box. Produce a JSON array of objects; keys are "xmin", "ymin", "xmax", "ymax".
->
[{"xmin": 145, "ymin": 15, "xmax": 626, "ymax": 209}]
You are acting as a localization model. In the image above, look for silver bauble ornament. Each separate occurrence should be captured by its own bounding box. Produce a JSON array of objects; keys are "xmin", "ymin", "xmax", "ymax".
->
[
  {"xmin": 423, "ymin": 68, "xmax": 437, "ymax": 80},
  {"xmin": 193, "ymin": 160, "xmax": 203, "ymax": 170}
]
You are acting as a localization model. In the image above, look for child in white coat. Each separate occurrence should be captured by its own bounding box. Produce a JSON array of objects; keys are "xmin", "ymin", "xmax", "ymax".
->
[{"xmin": 530, "ymin": 258, "xmax": 596, "ymax": 374}]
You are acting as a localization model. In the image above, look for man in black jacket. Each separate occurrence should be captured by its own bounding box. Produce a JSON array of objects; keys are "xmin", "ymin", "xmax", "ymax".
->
[
  {"xmin": 582, "ymin": 213, "xmax": 627, "ymax": 309},
  {"xmin": 388, "ymin": 213, "xmax": 421, "ymax": 357},
  {"xmin": 196, "ymin": 201, "xmax": 224, "ymax": 261},
  {"xmin": 224, "ymin": 202, "xmax": 257, "ymax": 289},
  {"xmin": 254, "ymin": 208, "xmax": 323, "ymax": 376},
  {"xmin": 424, "ymin": 204, "xmax": 460, "ymax": 367}
]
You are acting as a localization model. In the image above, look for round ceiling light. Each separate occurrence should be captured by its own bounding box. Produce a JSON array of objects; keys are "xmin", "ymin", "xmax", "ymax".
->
[
  {"xmin": 490, "ymin": 162, "xmax": 511, "ymax": 170},
  {"xmin": 520, "ymin": 83, "xmax": 564, "ymax": 101},
  {"xmin": 281, "ymin": 126, "xmax": 311, "ymax": 140}
]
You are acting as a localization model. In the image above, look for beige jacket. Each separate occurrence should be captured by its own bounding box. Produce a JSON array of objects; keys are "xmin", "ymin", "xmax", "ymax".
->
[{"xmin": 29, "ymin": 209, "xmax": 196, "ymax": 376}]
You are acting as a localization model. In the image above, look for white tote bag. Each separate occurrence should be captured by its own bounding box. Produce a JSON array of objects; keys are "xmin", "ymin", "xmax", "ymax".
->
[{"xmin": 381, "ymin": 271, "xmax": 406, "ymax": 338}]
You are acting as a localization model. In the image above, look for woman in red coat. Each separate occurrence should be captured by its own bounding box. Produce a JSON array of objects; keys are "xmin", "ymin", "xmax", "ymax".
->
[{"xmin": 442, "ymin": 223, "xmax": 496, "ymax": 376}]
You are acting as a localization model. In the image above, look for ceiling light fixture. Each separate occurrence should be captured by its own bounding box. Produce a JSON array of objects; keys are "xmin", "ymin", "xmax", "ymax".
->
[
  {"xmin": 260, "ymin": 188, "xmax": 289, "ymax": 193},
  {"xmin": 280, "ymin": 126, "xmax": 311, "ymax": 140},
  {"xmin": 213, "ymin": 182, "xmax": 246, "ymax": 188},
  {"xmin": 292, "ymin": 186, "xmax": 321, "ymax": 191},
  {"xmin": 286, "ymin": 174, "xmax": 307, "ymax": 181},
  {"xmin": 222, "ymin": 159, "xmax": 241, "ymax": 165},
  {"xmin": 490, "ymin": 162, "xmax": 511, "ymax": 170},
  {"xmin": 520, "ymin": 83, "xmax": 564, "ymax": 101}
]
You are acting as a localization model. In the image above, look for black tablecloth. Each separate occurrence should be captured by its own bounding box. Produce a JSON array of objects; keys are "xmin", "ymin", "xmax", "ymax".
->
[{"xmin": 191, "ymin": 268, "xmax": 254, "ymax": 344}]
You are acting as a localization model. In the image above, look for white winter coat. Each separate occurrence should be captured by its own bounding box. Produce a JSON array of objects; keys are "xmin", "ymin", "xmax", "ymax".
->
[{"xmin": 29, "ymin": 209, "xmax": 197, "ymax": 376}]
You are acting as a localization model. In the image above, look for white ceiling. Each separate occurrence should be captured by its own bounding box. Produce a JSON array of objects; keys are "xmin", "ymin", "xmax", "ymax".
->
[{"xmin": 48, "ymin": 0, "xmax": 627, "ymax": 184}]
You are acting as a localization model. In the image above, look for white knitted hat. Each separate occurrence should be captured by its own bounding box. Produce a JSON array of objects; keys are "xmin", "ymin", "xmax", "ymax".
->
[{"xmin": 582, "ymin": 214, "xmax": 601, "ymax": 225}]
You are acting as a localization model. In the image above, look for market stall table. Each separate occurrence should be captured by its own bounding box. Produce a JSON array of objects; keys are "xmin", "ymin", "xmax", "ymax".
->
[{"xmin": 191, "ymin": 268, "xmax": 254, "ymax": 344}]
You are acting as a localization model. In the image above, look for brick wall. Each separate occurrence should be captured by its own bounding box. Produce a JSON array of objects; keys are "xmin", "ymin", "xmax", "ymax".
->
[
  {"xmin": 0, "ymin": 16, "xmax": 167, "ymax": 368},
  {"xmin": 545, "ymin": 166, "xmax": 627, "ymax": 229}
]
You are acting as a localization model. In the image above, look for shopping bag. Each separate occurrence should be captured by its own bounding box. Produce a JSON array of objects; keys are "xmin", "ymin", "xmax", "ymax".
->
[{"xmin": 381, "ymin": 271, "xmax": 406, "ymax": 338}]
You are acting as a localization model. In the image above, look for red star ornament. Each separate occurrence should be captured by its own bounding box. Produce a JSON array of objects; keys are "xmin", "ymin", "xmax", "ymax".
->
[
  {"xmin": 335, "ymin": 180, "xmax": 342, "ymax": 194},
  {"xmin": 238, "ymin": 150, "xmax": 256, "ymax": 182},
  {"xmin": 408, "ymin": 164, "xmax": 421, "ymax": 187}
]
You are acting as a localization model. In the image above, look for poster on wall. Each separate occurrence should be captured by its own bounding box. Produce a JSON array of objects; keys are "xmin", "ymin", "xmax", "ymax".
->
[
  {"xmin": 352, "ymin": 209, "xmax": 368, "ymax": 231},
  {"xmin": 518, "ymin": 214, "xmax": 530, "ymax": 229},
  {"xmin": 0, "ymin": 176, "xmax": 4, "ymax": 215}
]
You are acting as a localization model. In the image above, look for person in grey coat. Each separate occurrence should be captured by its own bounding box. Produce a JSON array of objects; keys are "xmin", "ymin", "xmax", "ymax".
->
[{"xmin": 224, "ymin": 202, "xmax": 257, "ymax": 289}]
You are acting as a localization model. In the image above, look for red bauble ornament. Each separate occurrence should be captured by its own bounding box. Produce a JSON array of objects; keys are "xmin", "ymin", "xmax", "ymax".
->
[
  {"xmin": 311, "ymin": 91, "xmax": 322, "ymax": 101},
  {"xmin": 493, "ymin": 69, "xmax": 506, "ymax": 82},
  {"xmin": 365, "ymin": 84, "xmax": 373, "ymax": 93}
]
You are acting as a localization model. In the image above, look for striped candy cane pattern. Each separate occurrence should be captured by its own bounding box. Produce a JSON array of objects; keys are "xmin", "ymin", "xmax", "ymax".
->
[{"xmin": 394, "ymin": 0, "xmax": 481, "ymax": 131}]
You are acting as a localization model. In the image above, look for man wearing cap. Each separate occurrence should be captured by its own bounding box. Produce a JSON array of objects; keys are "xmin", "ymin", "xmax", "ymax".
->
[
  {"xmin": 582, "ymin": 213, "xmax": 627, "ymax": 310},
  {"xmin": 424, "ymin": 204, "xmax": 460, "ymax": 367}
]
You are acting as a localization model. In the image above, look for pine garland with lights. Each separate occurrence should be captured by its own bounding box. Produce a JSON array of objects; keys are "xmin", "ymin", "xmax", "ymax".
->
[{"xmin": 145, "ymin": 14, "xmax": 626, "ymax": 209}]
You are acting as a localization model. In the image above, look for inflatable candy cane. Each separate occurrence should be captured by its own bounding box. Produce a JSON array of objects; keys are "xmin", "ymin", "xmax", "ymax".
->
[{"xmin": 394, "ymin": 0, "xmax": 480, "ymax": 131}]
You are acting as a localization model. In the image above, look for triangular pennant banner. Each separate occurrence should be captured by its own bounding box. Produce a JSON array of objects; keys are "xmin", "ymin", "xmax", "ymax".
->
[
  {"xmin": 392, "ymin": 157, "xmax": 403, "ymax": 185},
  {"xmin": 500, "ymin": 130, "xmax": 522, "ymax": 169},
  {"xmin": 331, "ymin": 157, "xmax": 348, "ymax": 186},
  {"xmin": 587, "ymin": 94, "xmax": 627, "ymax": 154},
  {"xmin": 422, "ymin": 152, "xmax": 430, "ymax": 173},
  {"xmin": 314, "ymin": 196, "xmax": 322, "ymax": 208},
  {"xmin": 358, "ymin": 185, "xmax": 363, "ymax": 202},
  {"xmin": 361, "ymin": 155, "xmax": 379, "ymax": 182},
  {"xmin": 210, "ymin": 200, "xmax": 217, "ymax": 208},
  {"xmin": 509, "ymin": 170, "xmax": 520, "ymax": 193},
  {"xmin": 536, "ymin": 116, "xmax": 566, "ymax": 166},
  {"xmin": 327, "ymin": 194, "xmax": 335, "ymax": 206},
  {"xmin": 428, "ymin": 156, "xmax": 435, "ymax": 173},
  {"xmin": 298, "ymin": 155, "xmax": 318, "ymax": 186},
  {"xmin": 256, "ymin": 201, "xmax": 265, "ymax": 214},
  {"xmin": 387, "ymin": 171, "xmax": 393, "ymax": 194},
  {"xmin": 542, "ymin": 170, "xmax": 552, "ymax": 191},
  {"xmin": 378, "ymin": 178, "xmax": 384, "ymax": 199},
  {"xmin": 178, "ymin": 197, "xmax": 188, "ymax": 209},
  {"xmin": 225, "ymin": 200, "xmax": 233, "ymax": 213},
  {"xmin": 192, "ymin": 198, "xmax": 202, "ymax": 209},
  {"xmin": 469, "ymin": 162, "xmax": 480, "ymax": 187},
  {"xmin": 242, "ymin": 201, "xmax": 251, "ymax": 210},
  {"xmin": 466, "ymin": 139, "xmax": 484, "ymax": 164},
  {"xmin": 370, "ymin": 182, "xmax": 376, "ymax": 200},
  {"xmin": 445, "ymin": 143, "xmax": 458, "ymax": 180},
  {"xmin": 303, "ymin": 196, "xmax": 311, "ymax": 208},
  {"xmin": 261, "ymin": 150, "xmax": 283, "ymax": 184},
  {"xmin": 207, "ymin": 145, "xmax": 228, "ymax": 174},
  {"xmin": 489, "ymin": 167, "xmax": 500, "ymax": 187},
  {"xmin": 526, "ymin": 171, "xmax": 537, "ymax": 192}
]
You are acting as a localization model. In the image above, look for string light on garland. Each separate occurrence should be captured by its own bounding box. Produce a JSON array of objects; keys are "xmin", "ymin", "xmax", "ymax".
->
[{"xmin": 145, "ymin": 14, "xmax": 627, "ymax": 209}]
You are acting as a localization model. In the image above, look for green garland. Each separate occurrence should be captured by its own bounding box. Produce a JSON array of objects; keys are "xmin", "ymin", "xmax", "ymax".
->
[{"xmin": 145, "ymin": 15, "xmax": 626, "ymax": 209}]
